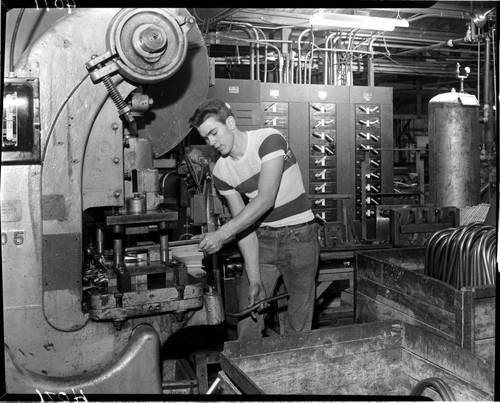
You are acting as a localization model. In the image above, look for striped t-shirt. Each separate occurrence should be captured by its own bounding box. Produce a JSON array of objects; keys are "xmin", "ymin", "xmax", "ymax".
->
[{"xmin": 212, "ymin": 128, "xmax": 314, "ymax": 227}]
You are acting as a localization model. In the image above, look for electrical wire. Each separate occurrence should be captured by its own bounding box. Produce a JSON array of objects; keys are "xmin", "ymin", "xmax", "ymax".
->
[{"xmin": 424, "ymin": 223, "xmax": 496, "ymax": 288}]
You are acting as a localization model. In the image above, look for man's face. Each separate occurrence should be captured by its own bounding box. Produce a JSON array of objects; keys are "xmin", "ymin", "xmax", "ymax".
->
[{"xmin": 197, "ymin": 116, "xmax": 235, "ymax": 156}]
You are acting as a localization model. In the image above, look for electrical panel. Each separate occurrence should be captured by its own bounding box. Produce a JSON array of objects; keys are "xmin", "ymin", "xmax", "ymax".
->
[
  {"xmin": 309, "ymin": 102, "xmax": 337, "ymax": 222},
  {"xmin": 355, "ymin": 103, "xmax": 382, "ymax": 219},
  {"xmin": 208, "ymin": 80, "xmax": 393, "ymax": 240},
  {"xmin": 2, "ymin": 77, "xmax": 41, "ymax": 164},
  {"xmin": 207, "ymin": 79, "xmax": 261, "ymax": 131},
  {"xmin": 261, "ymin": 101, "xmax": 289, "ymax": 140}
]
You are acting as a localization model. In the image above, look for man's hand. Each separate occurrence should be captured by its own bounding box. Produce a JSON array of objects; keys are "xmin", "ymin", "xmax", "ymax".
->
[
  {"xmin": 248, "ymin": 281, "xmax": 268, "ymax": 320},
  {"xmin": 195, "ymin": 231, "xmax": 226, "ymax": 254}
]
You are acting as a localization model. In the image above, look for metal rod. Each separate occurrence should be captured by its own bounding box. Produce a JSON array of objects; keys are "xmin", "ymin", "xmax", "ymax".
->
[{"xmin": 225, "ymin": 293, "xmax": 290, "ymax": 318}]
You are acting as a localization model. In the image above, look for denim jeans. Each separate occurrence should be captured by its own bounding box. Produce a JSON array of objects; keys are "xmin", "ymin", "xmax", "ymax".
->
[{"xmin": 237, "ymin": 222, "xmax": 319, "ymax": 339}]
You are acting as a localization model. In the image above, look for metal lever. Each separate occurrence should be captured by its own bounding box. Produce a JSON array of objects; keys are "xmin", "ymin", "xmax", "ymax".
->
[{"xmin": 225, "ymin": 293, "xmax": 290, "ymax": 318}]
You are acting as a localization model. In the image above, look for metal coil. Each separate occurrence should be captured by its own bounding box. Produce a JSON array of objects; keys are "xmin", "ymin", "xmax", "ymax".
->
[
  {"xmin": 410, "ymin": 377, "xmax": 456, "ymax": 401},
  {"xmin": 425, "ymin": 223, "xmax": 496, "ymax": 289}
]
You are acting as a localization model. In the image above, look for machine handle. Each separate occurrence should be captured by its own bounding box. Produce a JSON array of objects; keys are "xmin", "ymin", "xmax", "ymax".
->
[{"xmin": 225, "ymin": 293, "xmax": 290, "ymax": 318}]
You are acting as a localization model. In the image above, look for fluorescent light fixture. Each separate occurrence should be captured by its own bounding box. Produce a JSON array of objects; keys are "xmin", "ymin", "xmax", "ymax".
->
[{"xmin": 310, "ymin": 12, "xmax": 409, "ymax": 31}]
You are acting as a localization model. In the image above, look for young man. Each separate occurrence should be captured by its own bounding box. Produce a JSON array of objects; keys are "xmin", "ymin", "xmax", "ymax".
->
[{"xmin": 189, "ymin": 98, "xmax": 319, "ymax": 339}]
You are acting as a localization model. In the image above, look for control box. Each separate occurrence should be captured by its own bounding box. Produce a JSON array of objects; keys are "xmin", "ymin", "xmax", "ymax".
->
[{"xmin": 2, "ymin": 77, "xmax": 41, "ymax": 164}]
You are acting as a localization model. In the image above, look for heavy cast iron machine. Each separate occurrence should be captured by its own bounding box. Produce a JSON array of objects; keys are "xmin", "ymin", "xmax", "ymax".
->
[{"xmin": 1, "ymin": 8, "xmax": 224, "ymax": 395}]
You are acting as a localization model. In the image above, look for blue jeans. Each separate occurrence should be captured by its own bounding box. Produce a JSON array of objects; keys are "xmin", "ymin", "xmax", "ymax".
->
[{"xmin": 237, "ymin": 222, "xmax": 319, "ymax": 339}]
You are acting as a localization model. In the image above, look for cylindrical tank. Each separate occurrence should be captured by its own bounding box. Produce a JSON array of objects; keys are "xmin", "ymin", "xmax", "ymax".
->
[{"xmin": 428, "ymin": 88, "xmax": 480, "ymax": 208}]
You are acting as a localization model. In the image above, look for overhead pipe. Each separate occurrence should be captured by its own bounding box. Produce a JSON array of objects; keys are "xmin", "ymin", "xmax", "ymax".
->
[
  {"xmin": 219, "ymin": 21, "xmax": 289, "ymax": 83},
  {"xmin": 256, "ymin": 28, "xmax": 268, "ymax": 82},
  {"xmin": 345, "ymin": 29, "xmax": 358, "ymax": 86},
  {"xmin": 254, "ymin": 28, "xmax": 284, "ymax": 84},
  {"xmin": 331, "ymin": 36, "xmax": 342, "ymax": 85},
  {"xmin": 323, "ymin": 32, "xmax": 334, "ymax": 84},
  {"xmin": 256, "ymin": 27, "xmax": 269, "ymax": 83},
  {"xmin": 238, "ymin": 23, "xmax": 260, "ymax": 81},
  {"xmin": 308, "ymin": 44, "xmax": 387, "ymax": 85},
  {"xmin": 297, "ymin": 28, "xmax": 311, "ymax": 84},
  {"xmin": 368, "ymin": 37, "xmax": 377, "ymax": 86},
  {"xmin": 395, "ymin": 37, "xmax": 469, "ymax": 56},
  {"xmin": 324, "ymin": 33, "xmax": 341, "ymax": 85},
  {"xmin": 309, "ymin": 31, "xmax": 315, "ymax": 84},
  {"xmin": 481, "ymin": 34, "xmax": 490, "ymax": 125},
  {"xmin": 221, "ymin": 21, "xmax": 257, "ymax": 80},
  {"xmin": 212, "ymin": 34, "xmax": 283, "ymax": 83},
  {"xmin": 232, "ymin": 23, "xmax": 261, "ymax": 80},
  {"xmin": 306, "ymin": 50, "xmax": 313, "ymax": 84}
]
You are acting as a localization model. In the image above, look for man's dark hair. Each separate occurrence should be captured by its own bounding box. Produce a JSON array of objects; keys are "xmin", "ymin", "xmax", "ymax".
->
[{"xmin": 189, "ymin": 98, "xmax": 235, "ymax": 129}]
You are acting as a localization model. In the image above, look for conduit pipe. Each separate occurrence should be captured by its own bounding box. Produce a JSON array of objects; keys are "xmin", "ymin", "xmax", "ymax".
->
[
  {"xmin": 256, "ymin": 27, "xmax": 269, "ymax": 83},
  {"xmin": 396, "ymin": 37, "xmax": 468, "ymax": 56},
  {"xmin": 324, "ymin": 33, "xmax": 341, "ymax": 85},
  {"xmin": 297, "ymin": 29, "xmax": 311, "ymax": 84},
  {"xmin": 482, "ymin": 34, "xmax": 490, "ymax": 125},
  {"xmin": 367, "ymin": 37, "xmax": 377, "ymax": 86},
  {"xmin": 306, "ymin": 50, "xmax": 313, "ymax": 84},
  {"xmin": 309, "ymin": 45, "xmax": 387, "ymax": 85},
  {"xmin": 221, "ymin": 22, "xmax": 256, "ymax": 80},
  {"xmin": 213, "ymin": 34, "xmax": 283, "ymax": 83},
  {"xmin": 309, "ymin": 31, "xmax": 315, "ymax": 84},
  {"xmin": 230, "ymin": 23, "xmax": 260, "ymax": 80}
]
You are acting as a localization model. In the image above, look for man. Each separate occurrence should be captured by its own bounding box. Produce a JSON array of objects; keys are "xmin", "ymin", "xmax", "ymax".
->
[{"xmin": 189, "ymin": 98, "xmax": 319, "ymax": 339}]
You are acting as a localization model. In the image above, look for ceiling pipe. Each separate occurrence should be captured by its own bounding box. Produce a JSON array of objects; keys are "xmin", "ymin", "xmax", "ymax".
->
[
  {"xmin": 309, "ymin": 31, "xmax": 316, "ymax": 84},
  {"xmin": 297, "ymin": 28, "xmax": 311, "ymax": 84},
  {"xmin": 212, "ymin": 34, "xmax": 283, "ymax": 83},
  {"xmin": 481, "ymin": 34, "xmax": 490, "ymax": 130},
  {"xmin": 253, "ymin": 26, "xmax": 284, "ymax": 83},
  {"xmin": 395, "ymin": 37, "xmax": 469, "ymax": 56},
  {"xmin": 219, "ymin": 22, "xmax": 290, "ymax": 82},
  {"xmin": 368, "ymin": 37, "xmax": 377, "ymax": 86},
  {"xmin": 255, "ymin": 27, "xmax": 268, "ymax": 82},
  {"xmin": 324, "ymin": 32, "xmax": 340, "ymax": 85},
  {"xmin": 221, "ymin": 21, "xmax": 258, "ymax": 80}
]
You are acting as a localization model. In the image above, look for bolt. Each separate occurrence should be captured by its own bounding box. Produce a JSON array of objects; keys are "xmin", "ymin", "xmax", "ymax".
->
[
  {"xmin": 113, "ymin": 157, "xmax": 120, "ymax": 164},
  {"xmin": 114, "ymin": 191, "xmax": 121, "ymax": 198},
  {"xmin": 111, "ymin": 123, "xmax": 119, "ymax": 130}
]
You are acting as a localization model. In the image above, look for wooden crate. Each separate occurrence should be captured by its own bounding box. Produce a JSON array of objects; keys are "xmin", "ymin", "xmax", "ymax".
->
[
  {"xmin": 219, "ymin": 321, "xmax": 494, "ymax": 399},
  {"xmin": 355, "ymin": 247, "xmax": 495, "ymax": 362}
]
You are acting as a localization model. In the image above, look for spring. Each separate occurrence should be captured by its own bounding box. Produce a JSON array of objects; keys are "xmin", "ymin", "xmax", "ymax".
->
[
  {"xmin": 425, "ymin": 223, "xmax": 496, "ymax": 289},
  {"xmin": 102, "ymin": 75, "xmax": 127, "ymax": 111}
]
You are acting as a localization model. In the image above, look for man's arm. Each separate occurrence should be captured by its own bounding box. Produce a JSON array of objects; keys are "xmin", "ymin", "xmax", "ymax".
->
[
  {"xmin": 221, "ymin": 191, "xmax": 266, "ymax": 307},
  {"xmin": 198, "ymin": 155, "xmax": 284, "ymax": 254}
]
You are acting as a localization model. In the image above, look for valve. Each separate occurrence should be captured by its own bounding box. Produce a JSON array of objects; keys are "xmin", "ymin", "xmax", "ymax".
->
[{"xmin": 456, "ymin": 63, "xmax": 470, "ymax": 93}]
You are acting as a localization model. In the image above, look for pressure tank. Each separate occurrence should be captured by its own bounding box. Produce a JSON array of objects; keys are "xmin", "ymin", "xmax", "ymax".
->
[{"xmin": 428, "ymin": 88, "xmax": 480, "ymax": 208}]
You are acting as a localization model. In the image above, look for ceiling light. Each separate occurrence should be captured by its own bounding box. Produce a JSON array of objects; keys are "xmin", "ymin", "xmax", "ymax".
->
[{"xmin": 310, "ymin": 12, "xmax": 409, "ymax": 31}]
